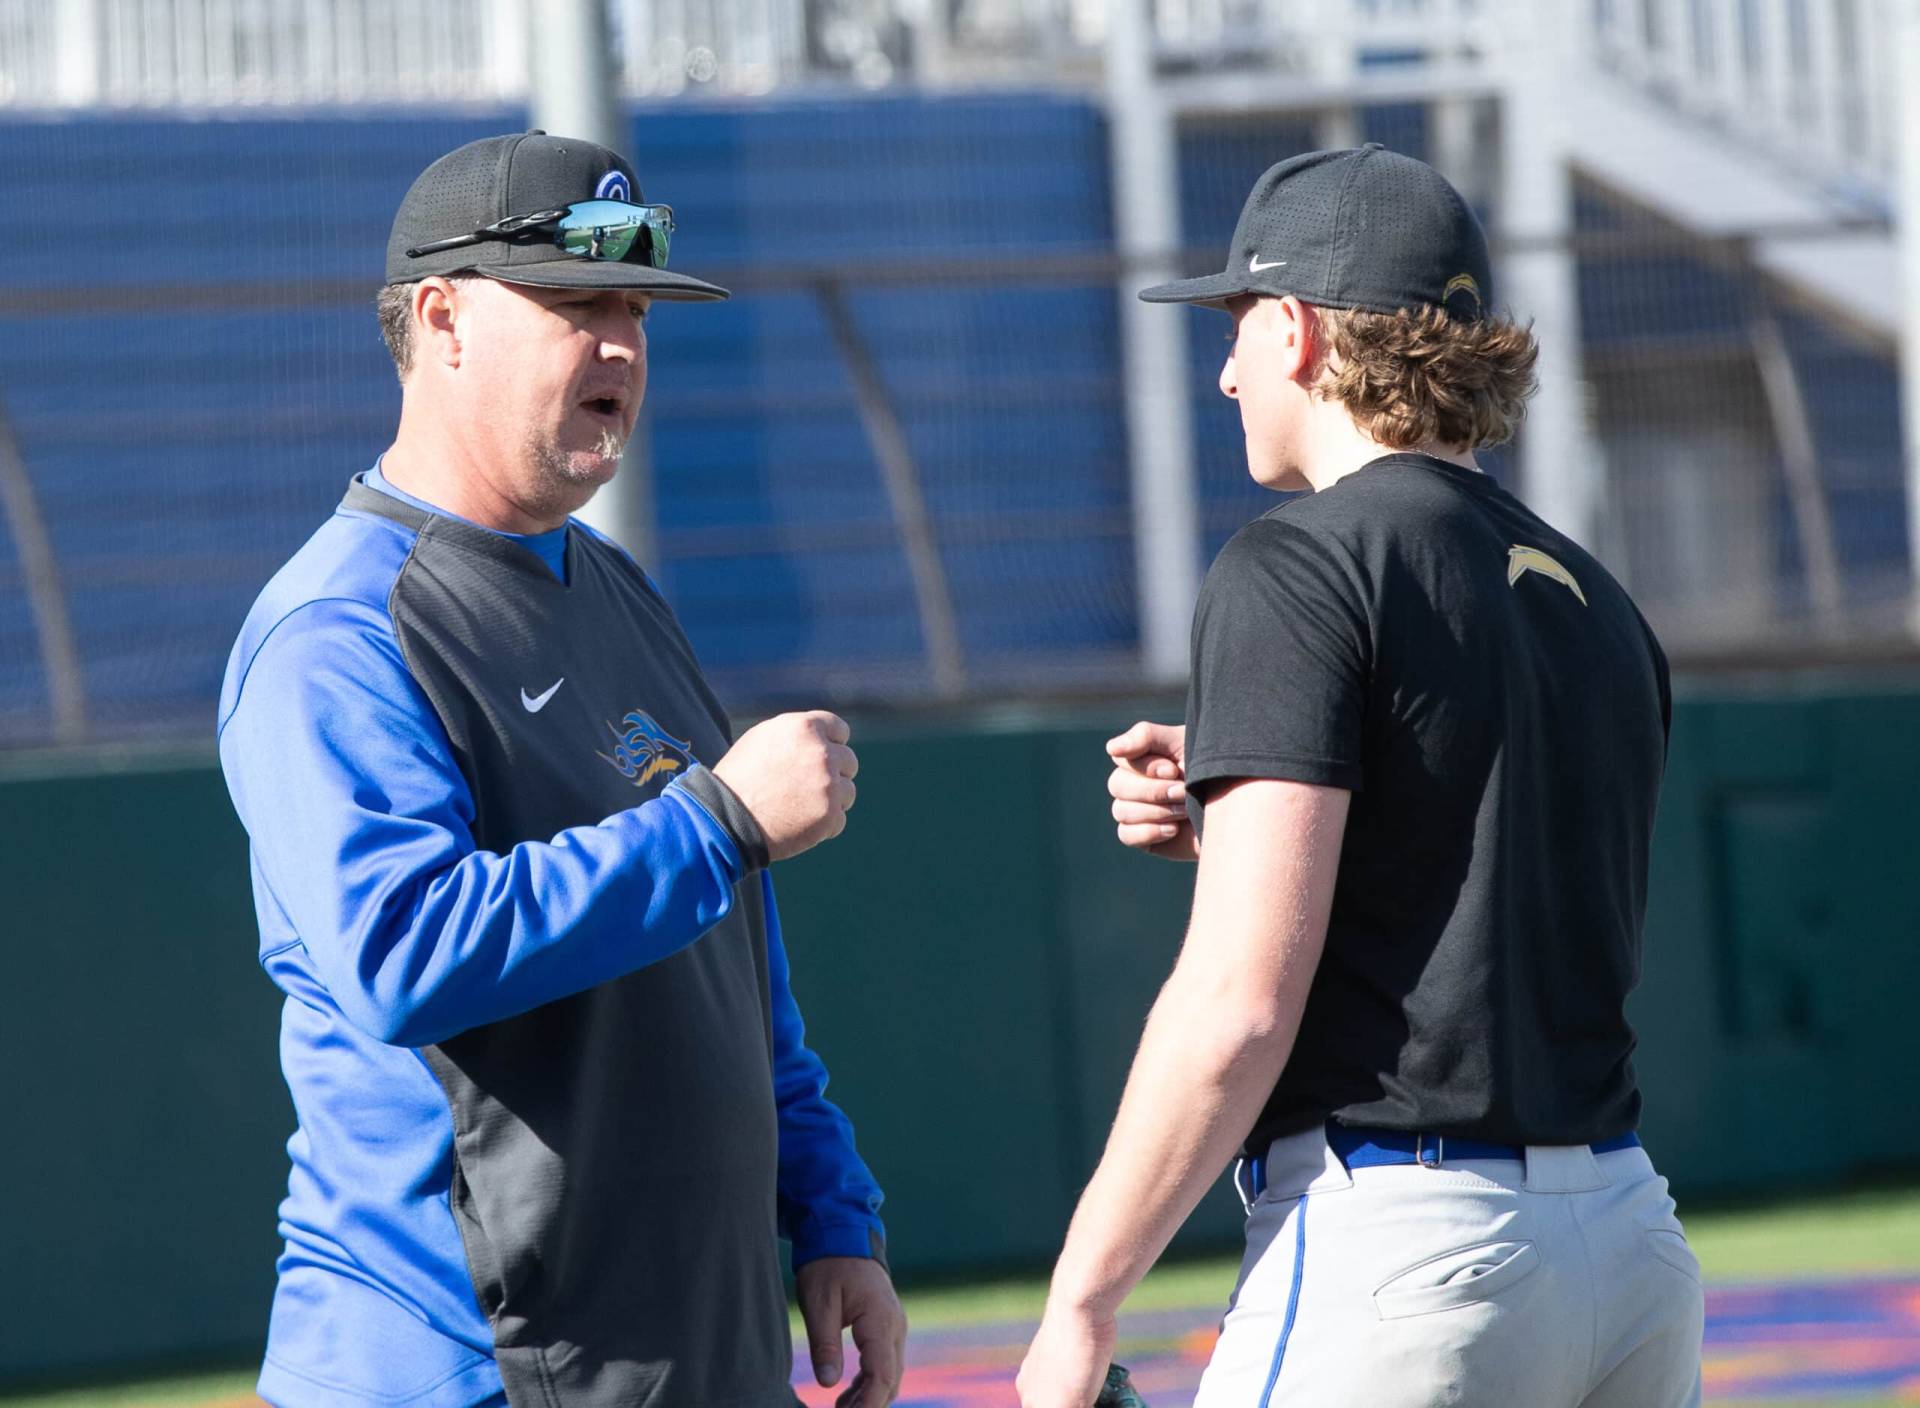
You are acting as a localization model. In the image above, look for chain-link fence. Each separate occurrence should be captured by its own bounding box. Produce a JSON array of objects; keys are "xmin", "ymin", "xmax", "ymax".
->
[
  {"xmin": 0, "ymin": 98, "xmax": 1144, "ymax": 748},
  {"xmin": 0, "ymin": 90, "xmax": 1911, "ymax": 750}
]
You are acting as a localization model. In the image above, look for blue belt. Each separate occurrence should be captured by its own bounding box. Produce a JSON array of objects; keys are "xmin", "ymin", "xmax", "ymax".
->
[
  {"xmin": 1329, "ymin": 1125, "xmax": 1641, "ymax": 1171},
  {"xmin": 1236, "ymin": 1125, "xmax": 1641, "ymax": 1204}
]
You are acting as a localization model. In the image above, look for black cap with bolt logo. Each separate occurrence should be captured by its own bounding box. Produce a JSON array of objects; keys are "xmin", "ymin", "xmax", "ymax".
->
[
  {"xmin": 1139, "ymin": 143, "xmax": 1491, "ymax": 322},
  {"xmin": 386, "ymin": 129, "xmax": 729, "ymax": 301}
]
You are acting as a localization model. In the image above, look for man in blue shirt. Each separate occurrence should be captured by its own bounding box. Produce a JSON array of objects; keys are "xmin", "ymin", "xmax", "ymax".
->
[{"xmin": 219, "ymin": 131, "xmax": 903, "ymax": 1408}]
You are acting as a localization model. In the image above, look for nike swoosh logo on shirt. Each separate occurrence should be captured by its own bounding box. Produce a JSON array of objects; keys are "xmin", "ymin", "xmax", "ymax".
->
[
  {"xmin": 1249, "ymin": 255, "xmax": 1287, "ymax": 272},
  {"xmin": 521, "ymin": 678, "xmax": 565, "ymax": 713}
]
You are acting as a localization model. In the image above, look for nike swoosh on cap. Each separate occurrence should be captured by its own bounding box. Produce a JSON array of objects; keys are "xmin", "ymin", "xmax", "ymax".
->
[
  {"xmin": 1249, "ymin": 255, "xmax": 1287, "ymax": 272},
  {"xmin": 521, "ymin": 678, "xmax": 565, "ymax": 713}
]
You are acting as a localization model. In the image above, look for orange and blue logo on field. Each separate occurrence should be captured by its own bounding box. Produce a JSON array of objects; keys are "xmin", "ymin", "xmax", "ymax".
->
[
  {"xmin": 786, "ymin": 1274, "xmax": 1920, "ymax": 1406},
  {"xmin": 599, "ymin": 710, "xmax": 695, "ymax": 788}
]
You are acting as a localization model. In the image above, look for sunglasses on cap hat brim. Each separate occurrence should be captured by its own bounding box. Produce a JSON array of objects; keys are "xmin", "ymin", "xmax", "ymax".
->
[{"xmin": 406, "ymin": 199, "xmax": 675, "ymax": 269}]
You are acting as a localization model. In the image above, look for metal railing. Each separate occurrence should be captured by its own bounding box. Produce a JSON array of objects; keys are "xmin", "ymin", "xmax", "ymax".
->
[
  {"xmin": 1590, "ymin": 0, "xmax": 1899, "ymax": 206},
  {"xmin": 0, "ymin": 0, "xmax": 516, "ymax": 106},
  {"xmin": 612, "ymin": 0, "xmax": 801, "ymax": 95},
  {"xmin": 0, "ymin": 0, "xmax": 1505, "ymax": 107},
  {"xmin": 0, "ymin": 0, "xmax": 1898, "ymax": 185}
]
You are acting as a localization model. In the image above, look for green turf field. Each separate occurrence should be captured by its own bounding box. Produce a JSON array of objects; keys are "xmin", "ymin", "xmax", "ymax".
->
[{"xmin": 5, "ymin": 1184, "xmax": 1917, "ymax": 1408}]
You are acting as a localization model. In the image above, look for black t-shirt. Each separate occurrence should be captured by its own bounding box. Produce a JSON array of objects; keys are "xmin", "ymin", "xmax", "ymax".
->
[{"xmin": 1184, "ymin": 454, "xmax": 1670, "ymax": 1150}]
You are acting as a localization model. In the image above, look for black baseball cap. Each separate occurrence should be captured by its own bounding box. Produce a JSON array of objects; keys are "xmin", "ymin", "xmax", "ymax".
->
[
  {"xmin": 386, "ymin": 130, "xmax": 729, "ymax": 301},
  {"xmin": 1140, "ymin": 144, "xmax": 1491, "ymax": 321}
]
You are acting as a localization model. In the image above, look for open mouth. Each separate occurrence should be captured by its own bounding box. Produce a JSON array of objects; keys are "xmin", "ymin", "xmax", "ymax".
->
[{"xmin": 578, "ymin": 395, "xmax": 629, "ymax": 432}]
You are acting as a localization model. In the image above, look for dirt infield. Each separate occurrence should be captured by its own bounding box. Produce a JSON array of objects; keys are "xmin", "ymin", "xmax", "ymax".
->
[{"xmin": 791, "ymin": 1276, "xmax": 1920, "ymax": 1406}]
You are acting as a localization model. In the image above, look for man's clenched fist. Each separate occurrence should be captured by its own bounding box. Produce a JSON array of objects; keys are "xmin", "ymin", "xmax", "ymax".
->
[{"xmin": 713, "ymin": 710, "xmax": 859, "ymax": 861}]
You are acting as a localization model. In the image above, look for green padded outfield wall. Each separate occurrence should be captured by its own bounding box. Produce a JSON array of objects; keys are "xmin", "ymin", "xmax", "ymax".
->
[
  {"xmin": 0, "ymin": 752, "xmax": 287, "ymax": 1380},
  {"xmin": 3, "ymin": 681, "xmax": 1919, "ymax": 1380}
]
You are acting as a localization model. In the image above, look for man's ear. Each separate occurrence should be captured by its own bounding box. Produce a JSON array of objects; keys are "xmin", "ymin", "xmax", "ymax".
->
[
  {"xmin": 415, "ymin": 278, "xmax": 464, "ymax": 370},
  {"xmin": 1274, "ymin": 294, "xmax": 1317, "ymax": 385}
]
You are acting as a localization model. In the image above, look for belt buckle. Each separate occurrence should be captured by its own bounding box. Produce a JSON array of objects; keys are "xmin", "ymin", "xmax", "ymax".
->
[{"xmin": 1415, "ymin": 1133, "xmax": 1445, "ymax": 1169}]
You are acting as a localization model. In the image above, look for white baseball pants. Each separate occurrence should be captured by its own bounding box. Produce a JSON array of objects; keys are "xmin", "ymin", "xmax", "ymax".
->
[{"xmin": 1191, "ymin": 1127, "xmax": 1704, "ymax": 1407}]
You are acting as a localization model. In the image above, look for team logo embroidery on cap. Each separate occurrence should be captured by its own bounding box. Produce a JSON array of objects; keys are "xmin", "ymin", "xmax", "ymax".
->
[
  {"xmin": 599, "ymin": 709, "xmax": 696, "ymax": 787},
  {"xmin": 1507, "ymin": 546, "xmax": 1587, "ymax": 606},
  {"xmin": 1444, "ymin": 272, "xmax": 1483, "ymax": 314},
  {"xmin": 595, "ymin": 170, "xmax": 632, "ymax": 202}
]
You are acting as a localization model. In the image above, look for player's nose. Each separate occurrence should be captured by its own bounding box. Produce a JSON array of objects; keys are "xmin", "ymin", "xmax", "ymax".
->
[{"xmin": 1219, "ymin": 351, "xmax": 1239, "ymax": 399}]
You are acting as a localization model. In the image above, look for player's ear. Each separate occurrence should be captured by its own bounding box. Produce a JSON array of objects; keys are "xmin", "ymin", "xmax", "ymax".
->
[
  {"xmin": 415, "ymin": 277, "xmax": 465, "ymax": 371},
  {"xmin": 1276, "ymin": 295, "xmax": 1316, "ymax": 384}
]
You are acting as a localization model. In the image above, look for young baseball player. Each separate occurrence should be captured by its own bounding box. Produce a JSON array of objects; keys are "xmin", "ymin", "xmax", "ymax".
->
[{"xmin": 1018, "ymin": 145, "xmax": 1702, "ymax": 1407}]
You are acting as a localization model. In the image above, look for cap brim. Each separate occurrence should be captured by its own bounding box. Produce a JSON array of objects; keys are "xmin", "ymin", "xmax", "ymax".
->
[
  {"xmin": 1137, "ymin": 270, "xmax": 1250, "ymax": 308},
  {"xmin": 476, "ymin": 259, "xmax": 730, "ymax": 302}
]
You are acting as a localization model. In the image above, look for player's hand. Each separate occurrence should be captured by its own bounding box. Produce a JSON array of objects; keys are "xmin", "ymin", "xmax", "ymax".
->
[
  {"xmin": 712, "ymin": 711, "xmax": 858, "ymax": 862},
  {"xmin": 1106, "ymin": 721, "xmax": 1197, "ymax": 861},
  {"xmin": 1017, "ymin": 1303, "xmax": 1117, "ymax": 1408},
  {"xmin": 795, "ymin": 1256, "xmax": 907, "ymax": 1408}
]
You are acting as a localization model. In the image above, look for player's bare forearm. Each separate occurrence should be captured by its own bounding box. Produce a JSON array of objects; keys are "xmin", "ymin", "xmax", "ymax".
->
[
  {"xmin": 1018, "ymin": 994, "xmax": 1269, "ymax": 1408},
  {"xmin": 1046, "ymin": 972, "xmax": 1293, "ymax": 1316},
  {"xmin": 1042, "ymin": 777, "xmax": 1349, "ymax": 1320}
]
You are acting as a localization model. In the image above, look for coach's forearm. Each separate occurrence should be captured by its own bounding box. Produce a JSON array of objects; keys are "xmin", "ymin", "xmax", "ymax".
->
[{"xmin": 1045, "ymin": 971, "xmax": 1294, "ymax": 1319}]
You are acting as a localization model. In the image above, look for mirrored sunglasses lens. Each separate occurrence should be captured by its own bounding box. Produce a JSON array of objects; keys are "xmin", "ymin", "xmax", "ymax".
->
[
  {"xmin": 553, "ymin": 202, "xmax": 672, "ymax": 267},
  {"xmin": 556, "ymin": 210, "xmax": 641, "ymax": 262}
]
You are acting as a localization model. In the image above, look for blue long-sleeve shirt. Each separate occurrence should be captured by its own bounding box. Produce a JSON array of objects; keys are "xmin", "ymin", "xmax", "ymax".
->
[{"xmin": 218, "ymin": 468, "xmax": 883, "ymax": 1408}]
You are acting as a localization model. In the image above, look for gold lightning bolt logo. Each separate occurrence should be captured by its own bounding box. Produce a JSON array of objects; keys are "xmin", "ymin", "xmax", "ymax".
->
[
  {"xmin": 1507, "ymin": 545, "xmax": 1587, "ymax": 605},
  {"xmin": 1443, "ymin": 272, "xmax": 1483, "ymax": 314}
]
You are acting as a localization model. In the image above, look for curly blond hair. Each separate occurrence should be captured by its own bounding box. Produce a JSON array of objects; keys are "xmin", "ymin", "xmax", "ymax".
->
[{"xmin": 1310, "ymin": 304, "xmax": 1539, "ymax": 450}]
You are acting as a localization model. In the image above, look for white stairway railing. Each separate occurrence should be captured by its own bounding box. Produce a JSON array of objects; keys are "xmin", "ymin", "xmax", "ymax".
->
[
  {"xmin": 2, "ymin": 0, "xmax": 1502, "ymax": 108},
  {"xmin": 1, "ymin": 0, "xmax": 521, "ymax": 106},
  {"xmin": 1589, "ymin": 0, "xmax": 1899, "ymax": 208},
  {"xmin": 0, "ymin": 0, "xmax": 1896, "ymax": 215}
]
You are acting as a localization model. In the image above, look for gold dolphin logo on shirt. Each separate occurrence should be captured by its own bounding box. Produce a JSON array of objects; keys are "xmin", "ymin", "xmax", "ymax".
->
[{"xmin": 1507, "ymin": 545, "xmax": 1587, "ymax": 606}]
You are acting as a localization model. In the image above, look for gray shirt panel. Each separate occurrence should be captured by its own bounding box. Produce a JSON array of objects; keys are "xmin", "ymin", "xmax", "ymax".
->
[{"xmin": 340, "ymin": 481, "xmax": 795, "ymax": 1408}]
